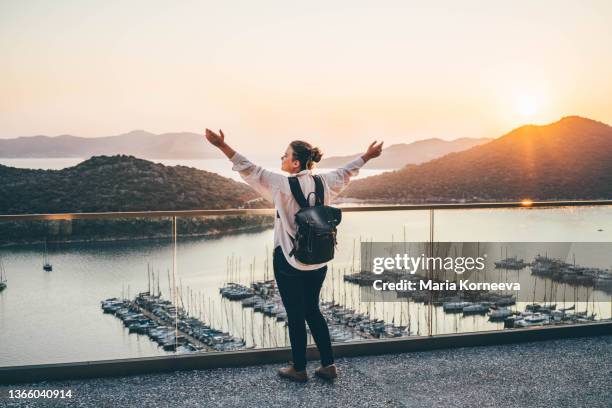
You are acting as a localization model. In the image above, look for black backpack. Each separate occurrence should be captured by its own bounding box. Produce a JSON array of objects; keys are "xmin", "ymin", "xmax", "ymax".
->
[{"xmin": 285, "ymin": 175, "xmax": 342, "ymax": 265}]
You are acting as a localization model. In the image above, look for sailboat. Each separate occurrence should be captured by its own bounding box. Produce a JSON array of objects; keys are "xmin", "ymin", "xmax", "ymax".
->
[
  {"xmin": 43, "ymin": 238, "xmax": 53, "ymax": 272},
  {"xmin": 0, "ymin": 254, "xmax": 7, "ymax": 291}
]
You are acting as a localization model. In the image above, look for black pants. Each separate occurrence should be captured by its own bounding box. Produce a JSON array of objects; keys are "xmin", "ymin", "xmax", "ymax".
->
[{"xmin": 273, "ymin": 246, "xmax": 334, "ymax": 371}]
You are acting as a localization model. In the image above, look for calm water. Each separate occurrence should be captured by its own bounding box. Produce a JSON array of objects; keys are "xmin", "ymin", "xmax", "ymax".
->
[
  {"xmin": 1, "ymin": 207, "xmax": 611, "ymax": 367},
  {"xmin": 0, "ymin": 157, "xmax": 389, "ymax": 182}
]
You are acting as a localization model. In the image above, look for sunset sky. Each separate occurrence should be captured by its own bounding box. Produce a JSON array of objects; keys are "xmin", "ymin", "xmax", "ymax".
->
[{"xmin": 1, "ymin": 1, "xmax": 611, "ymax": 156}]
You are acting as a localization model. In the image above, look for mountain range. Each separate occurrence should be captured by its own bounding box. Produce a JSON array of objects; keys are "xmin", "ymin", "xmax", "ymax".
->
[
  {"xmin": 319, "ymin": 137, "xmax": 492, "ymax": 169},
  {"xmin": 1, "ymin": 116, "xmax": 610, "ymax": 214},
  {"xmin": 0, "ymin": 130, "xmax": 217, "ymax": 159},
  {"xmin": 0, "ymin": 131, "xmax": 492, "ymax": 170}
]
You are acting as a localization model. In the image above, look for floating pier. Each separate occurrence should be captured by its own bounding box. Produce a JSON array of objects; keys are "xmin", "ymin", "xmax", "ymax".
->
[
  {"xmin": 101, "ymin": 292, "xmax": 247, "ymax": 353},
  {"xmin": 220, "ymin": 280, "xmax": 411, "ymax": 341}
]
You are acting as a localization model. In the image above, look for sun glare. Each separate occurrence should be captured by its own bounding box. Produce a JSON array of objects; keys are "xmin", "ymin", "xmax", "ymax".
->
[{"xmin": 516, "ymin": 93, "xmax": 542, "ymax": 119}]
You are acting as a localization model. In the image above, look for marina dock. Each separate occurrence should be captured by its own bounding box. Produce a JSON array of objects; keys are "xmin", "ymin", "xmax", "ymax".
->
[
  {"xmin": 101, "ymin": 292, "xmax": 247, "ymax": 353},
  {"xmin": 127, "ymin": 300, "xmax": 212, "ymax": 351}
]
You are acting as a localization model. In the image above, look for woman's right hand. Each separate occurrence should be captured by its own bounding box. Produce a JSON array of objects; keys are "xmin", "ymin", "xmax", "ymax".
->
[{"xmin": 205, "ymin": 128, "xmax": 225, "ymax": 147}]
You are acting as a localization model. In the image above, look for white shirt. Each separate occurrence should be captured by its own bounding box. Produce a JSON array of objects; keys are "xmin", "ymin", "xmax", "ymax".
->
[{"xmin": 230, "ymin": 152, "xmax": 366, "ymax": 271}]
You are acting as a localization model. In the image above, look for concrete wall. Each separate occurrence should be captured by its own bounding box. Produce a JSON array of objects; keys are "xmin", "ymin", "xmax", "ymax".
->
[{"xmin": 1, "ymin": 322, "xmax": 610, "ymax": 384}]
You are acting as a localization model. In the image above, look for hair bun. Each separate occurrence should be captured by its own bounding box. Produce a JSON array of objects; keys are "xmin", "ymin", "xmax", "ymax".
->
[{"xmin": 310, "ymin": 147, "xmax": 323, "ymax": 163}]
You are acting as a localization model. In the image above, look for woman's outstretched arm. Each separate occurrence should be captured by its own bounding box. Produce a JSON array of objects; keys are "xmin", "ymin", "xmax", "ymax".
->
[
  {"xmin": 321, "ymin": 141, "xmax": 383, "ymax": 202},
  {"xmin": 204, "ymin": 128, "xmax": 284, "ymax": 202}
]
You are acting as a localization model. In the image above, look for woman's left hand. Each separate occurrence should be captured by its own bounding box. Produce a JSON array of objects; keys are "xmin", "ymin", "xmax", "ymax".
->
[{"xmin": 205, "ymin": 129, "xmax": 225, "ymax": 147}]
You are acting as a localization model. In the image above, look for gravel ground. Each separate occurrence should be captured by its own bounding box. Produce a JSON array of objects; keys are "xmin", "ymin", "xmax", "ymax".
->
[{"xmin": 2, "ymin": 335, "xmax": 611, "ymax": 408}]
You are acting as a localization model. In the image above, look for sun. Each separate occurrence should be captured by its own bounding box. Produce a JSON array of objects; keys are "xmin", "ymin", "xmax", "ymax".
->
[{"xmin": 516, "ymin": 94, "xmax": 541, "ymax": 118}]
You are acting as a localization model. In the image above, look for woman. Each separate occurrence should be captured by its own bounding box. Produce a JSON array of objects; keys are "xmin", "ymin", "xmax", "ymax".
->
[{"xmin": 204, "ymin": 128, "xmax": 383, "ymax": 382}]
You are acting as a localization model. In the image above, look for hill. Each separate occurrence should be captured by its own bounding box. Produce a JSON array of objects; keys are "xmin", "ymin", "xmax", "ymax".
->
[
  {"xmin": 342, "ymin": 116, "xmax": 612, "ymax": 202},
  {"xmin": 0, "ymin": 155, "xmax": 266, "ymax": 214}
]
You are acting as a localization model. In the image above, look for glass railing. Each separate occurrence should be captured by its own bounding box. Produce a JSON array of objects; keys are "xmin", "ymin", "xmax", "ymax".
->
[{"xmin": 0, "ymin": 202, "xmax": 610, "ymax": 367}]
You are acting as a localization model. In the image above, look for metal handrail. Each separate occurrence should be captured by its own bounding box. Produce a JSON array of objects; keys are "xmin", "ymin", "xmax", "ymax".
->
[{"xmin": 0, "ymin": 200, "xmax": 611, "ymax": 221}]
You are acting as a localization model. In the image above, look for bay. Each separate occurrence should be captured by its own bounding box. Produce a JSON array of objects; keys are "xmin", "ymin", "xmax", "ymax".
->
[{"xmin": 1, "ymin": 206, "xmax": 611, "ymax": 367}]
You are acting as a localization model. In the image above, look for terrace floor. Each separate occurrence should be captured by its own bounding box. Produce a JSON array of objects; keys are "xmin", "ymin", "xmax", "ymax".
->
[{"xmin": 4, "ymin": 335, "xmax": 611, "ymax": 408}]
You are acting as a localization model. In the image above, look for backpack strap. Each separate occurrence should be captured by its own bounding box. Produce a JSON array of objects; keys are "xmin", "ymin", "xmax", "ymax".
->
[
  {"xmin": 288, "ymin": 177, "xmax": 309, "ymax": 209},
  {"xmin": 313, "ymin": 175, "xmax": 324, "ymax": 206},
  {"xmin": 289, "ymin": 175, "xmax": 325, "ymax": 208}
]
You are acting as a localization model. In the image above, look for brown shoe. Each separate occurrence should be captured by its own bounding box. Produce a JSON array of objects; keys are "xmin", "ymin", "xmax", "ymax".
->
[
  {"xmin": 278, "ymin": 363, "xmax": 308, "ymax": 382},
  {"xmin": 315, "ymin": 364, "xmax": 338, "ymax": 380}
]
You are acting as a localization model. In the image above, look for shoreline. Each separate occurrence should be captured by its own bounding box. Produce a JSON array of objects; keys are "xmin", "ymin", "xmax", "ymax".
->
[{"xmin": 0, "ymin": 224, "xmax": 274, "ymax": 248}]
